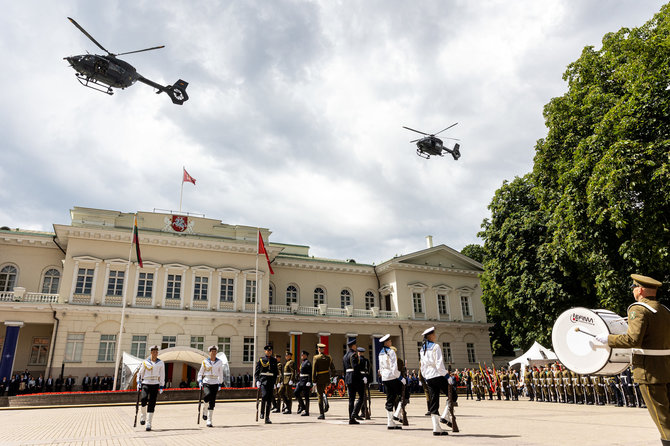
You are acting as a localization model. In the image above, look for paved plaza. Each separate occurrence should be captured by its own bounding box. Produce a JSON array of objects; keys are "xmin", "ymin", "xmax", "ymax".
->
[{"xmin": 0, "ymin": 397, "xmax": 661, "ymax": 446}]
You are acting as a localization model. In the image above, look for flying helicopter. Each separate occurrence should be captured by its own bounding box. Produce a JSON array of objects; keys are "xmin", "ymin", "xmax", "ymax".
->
[
  {"xmin": 64, "ymin": 17, "xmax": 189, "ymax": 105},
  {"xmin": 403, "ymin": 123, "xmax": 461, "ymax": 160}
]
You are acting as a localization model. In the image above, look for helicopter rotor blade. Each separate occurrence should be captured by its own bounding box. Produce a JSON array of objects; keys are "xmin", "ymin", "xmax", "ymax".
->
[
  {"xmin": 116, "ymin": 45, "xmax": 166, "ymax": 56},
  {"xmin": 442, "ymin": 137, "xmax": 461, "ymax": 141},
  {"xmin": 68, "ymin": 17, "xmax": 111, "ymax": 55},
  {"xmin": 410, "ymin": 138, "xmax": 422, "ymax": 143},
  {"xmin": 403, "ymin": 126, "xmax": 430, "ymax": 136},
  {"xmin": 433, "ymin": 122, "xmax": 458, "ymax": 136}
]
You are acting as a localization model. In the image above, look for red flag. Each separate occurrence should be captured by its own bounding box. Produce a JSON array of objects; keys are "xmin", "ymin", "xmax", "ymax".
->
[
  {"xmin": 183, "ymin": 168, "xmax": 196, "ymax": 185},
  {"xmin": 258, "ymin": 231, "xmax": 274, "ymax": 275},
  {"xmin": 133, "ymin": 215, "xmax": 143, "ymax": 268}
]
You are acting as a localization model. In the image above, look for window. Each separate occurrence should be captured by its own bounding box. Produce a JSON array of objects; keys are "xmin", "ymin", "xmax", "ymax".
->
[
  {"xmin": 461, "ymin": 295, "xmax": 471, "ymax": 317},
  {"xmin": 137, "ymin": 272, "xmax": 153, "ymax": 297},
  {"xmin": 340, "ymin": 289, "xmax": 351, "ymax": 309},
  {"xmin": 161, "ymin": 335, "xmax": 176, "ymax": 349},
  {"xmin": 245, "ymin": 280, "xmax": 256, "ymax": 304},
  {"xmin": 413, "ymin": 292, "xmax": 423, "ymax": 313},
  {"xmin": 0, "ymin": 265, "xmax": 17, "ymax": 292},
  {"xmin": 193, "ymin": 276, "xmax": 208, "ymax": 301},
  {"xmin": 442, "ymin": 342, "xmax": 452, "ymax": 364},
  {"xmin": 286, "ymin": 285, "xmax": 298, "ymax": 305},
  {"xmin": 417, "ymin": 341, "xmax": 423, "ymax": 361},
  {"xmin": 438, "ymin": 294, "xmax": 449, "ymax": 316},
  {"xmin": 218, "ymin": 337, "xmax": 231, "ymax": 359},
  {"xmin": 313, "ymin": 287, "xmax": 325, "ymax": 307},
  {"xmin": 41, "ymin": 269, "xmax": 60, "ymax": 294},
  {"xmin": 166, "ymin": 274, "xmax": 182, "ymax": 299},
  {"xmin": 131, "ymin": 335, "xmax": 147, "ymax": 358},
  {"xmin": 364, "ymin": 291, "xmax": 375, "ymax": 310},
  {"xmin": 268, "ymin": 283, "xmax": 274, "ymax": 305},
  {"xmin": 64, "ymin": 333, "xmax": 84, "ymax": 362},
  {"xmin": 243, "ymin": 337, "xmax": 254, "ymax": 363},
  {"xmin": 190, "ymin": 336, "xmax": 204, "ymax": 351},
  {"xmin": 220, "ymin": 278, "xmax": 234, "ymax": 302},
  {"xmin": 107, "ymin": 270, "xmax": 124, "ymax": 296},
  {"xmin": 29, "ymin": 337, "xmax": 50, "ymax": 365},
  {"xmin": 467, "ymin": 343, "xmax": 476, "ymax": 363},
  {"xmin": 97, "ymin": 334, "xmax": 117, "ymax": 362},
  {"xmin": 74, "ymin": 268, "xmax": 94, "ymax": 294}
]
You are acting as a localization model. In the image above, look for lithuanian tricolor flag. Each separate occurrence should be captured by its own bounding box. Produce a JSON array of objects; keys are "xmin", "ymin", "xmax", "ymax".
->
[{"xmin": 133, "ymin": 215, "xmax": 143, "ymax": 268}]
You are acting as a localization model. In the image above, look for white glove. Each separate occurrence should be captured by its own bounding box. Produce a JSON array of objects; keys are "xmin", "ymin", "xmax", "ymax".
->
[
  {"xmin": 256, "ymin": 381, "xmax": 261, "ymax": 387},
  {"xmin": 137, "ymin": 382, "xmax": 142, "ymax": 391},
  {"xmin": 419, "ymin": 381, "xmax": 422, "ymax": 386},
  {"xmin": 331, "ymin": 377, "xmax": 337, "ymax": 384},
  {"xmin": 198, "ymin": 381, "xmax": 203, "ymax": 389},
  {"xmin": 401, "ymin": 377, "xmax": 406, "ymax": 385},
  {"xmin": 159, "ymin": 387, "xmax": 164, "ymax": 394},
  {"xmin": 289, "ymin": 380, "xmax": 294, "ymax": 386},
  {"xmin": 218, "ymin": 386, "xmax": 222, "ymax": 391},
  {"xmin": 363, "ymin": 377, "xmax": 368, "ymax": 384},
  {"xmin": 306, "ymin": 382, "xmax": 311, "ymax": 387},
  {"xmin": 594, "ymin": 333, "xmax": 609, "ymax": 345}
]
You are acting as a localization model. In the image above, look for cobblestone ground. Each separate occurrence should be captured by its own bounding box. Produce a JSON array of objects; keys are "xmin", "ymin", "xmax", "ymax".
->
[{"xmin": 0, "ymin": 397, "xmax": 660, "ymax": 446}]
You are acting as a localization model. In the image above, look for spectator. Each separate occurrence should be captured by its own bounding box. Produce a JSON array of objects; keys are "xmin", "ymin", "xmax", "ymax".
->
[
  {"xmin": 45, "ymin": 376, "xmax": 54, "ymax": 392},
  {"xmin": 65, "ymin": 375, "xmax": 75, "ymax": 392},
  {"xmin": 82, "ymin": 374, "xmax": 91, "ymax": 391},
  {"xmin": 92, "ymin": 374, "xmax": 100, "ymax": 391},
  {"xmin": 55, "ymin": 375, "xmax": 63, "ymax": 392}
]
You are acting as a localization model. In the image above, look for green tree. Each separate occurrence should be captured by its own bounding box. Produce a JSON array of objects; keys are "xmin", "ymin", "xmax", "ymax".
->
[
  {"xmin": 460, "ymin": 244, "xmax": 485, "ymax": 263},
  {"xmin": 481, "ymin": 4, "xmax": 670, "ymax": 350}
]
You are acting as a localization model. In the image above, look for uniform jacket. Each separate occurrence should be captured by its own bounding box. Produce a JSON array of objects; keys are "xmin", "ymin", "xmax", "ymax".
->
[
  {"xmin": 312, "ymin": 354, "xmax": 335, "ymax": 383},
  {"xmin": 378, "ymin": 346, "xmax": 401, "ymax": 381},
  {"xmin": 198, "ymin": 357, "xmax": 225, "ymax": 385},
  {"xmin": 343, "ymin": 349, "xmax": 363, "ymax": 385},
  {"xmin": 282, "ymin": 359, "xmax": 296, "ymax": 385},
  {"xmin": 138, "ymin": 358, "xmax": 166, "ymax": 386},
  {"xmin": 298, "ymin": 359, "xmax": 312, "ymax": 384},
  {"xmin": 254, "ymin": 355, "xmax": 278, "ymax": 384},
  {"xmin": 419, "ymin": 340, "xmax": 447, "ymax": 380}
]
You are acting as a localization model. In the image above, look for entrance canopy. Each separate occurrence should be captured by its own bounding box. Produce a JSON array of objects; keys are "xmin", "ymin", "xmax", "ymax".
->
[
  {"xmin": 121, "ymin": 346, "xmax": 230, "ymax": 389},
  {"xmin": 508, "ymin": 341, "xmax": 558, "ymax": 374}
]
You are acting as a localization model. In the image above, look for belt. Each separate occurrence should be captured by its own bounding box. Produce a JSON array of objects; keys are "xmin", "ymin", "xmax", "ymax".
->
[
  {"xmin": 143, "ymin": 376, "xmax": 160, "ymax": 380},
  {"xmin": 361, "ymin": 372, "xmax": 368, "ymax": 375},
  {"xmin": 260, "ymin": 373, "xmax": 274, "ymax": 376},
  {"xmin": 345, "ymin": 368, "xmax": 354, "ymax": 373},
  {"xmin": 300, "ymin": 374, "xmax": 309, "ymax": 377},
  {"xmin": 204, "ymin": 374, "xmax": 218, "ymax": 378},
  {"xmin": 284, "ymin": 372, "xmax": 293, "ymax": 375},
  {"xmin": 632, "ymin": 348, "xmax": 670, "ymax": 356},
  {"xmin": 316, "ymin": 370, "xmax": 329, "ymax": 375}
]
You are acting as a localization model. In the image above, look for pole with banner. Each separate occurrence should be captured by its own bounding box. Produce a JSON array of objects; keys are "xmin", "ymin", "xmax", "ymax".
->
[{"xmin": 180, "ymin": 167, "xmax": 196, "ymax": 212}]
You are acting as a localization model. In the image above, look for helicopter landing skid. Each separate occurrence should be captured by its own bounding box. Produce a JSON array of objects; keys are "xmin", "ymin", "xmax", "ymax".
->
[
  {"xmin": 75, "ymin": 73, "xmax": 114, "ymax": 95},
  {"xmin": 416, "ymin": 149, "xmax": 430, "ymax": 159}
]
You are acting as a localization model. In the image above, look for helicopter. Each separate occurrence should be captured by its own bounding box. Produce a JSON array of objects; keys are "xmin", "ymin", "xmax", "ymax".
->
[
  {"xmin": 64, "ymin": 17, "xmax": 189, "ymax": 105},
  {"xmin": 403, "ymin": 123, "xmax": 461, "ymax": 160}
]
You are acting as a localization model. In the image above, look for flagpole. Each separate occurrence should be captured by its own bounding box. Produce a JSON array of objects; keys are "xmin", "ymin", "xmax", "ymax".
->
[
  {"xmin": 253, "ymin": 229, "xmax": 260, "ymax": 381},
  {"xmin": 112, "ymin": 214, "xmax": 136, "ymax": 391},
  {"xmin": 179, "ymin": 167, "xmax": 184, "ymax": 212}
]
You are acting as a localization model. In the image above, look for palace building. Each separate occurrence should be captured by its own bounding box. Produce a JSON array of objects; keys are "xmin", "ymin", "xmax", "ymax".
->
[{"xmin": 0, "ymin": 206, "xmax": 492, "ymax": 388}]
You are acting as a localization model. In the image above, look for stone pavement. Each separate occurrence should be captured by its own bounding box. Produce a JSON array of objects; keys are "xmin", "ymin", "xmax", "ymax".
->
[{"xmin": 0, "ymin": 397, "xmax": 661, "ymax": 446}]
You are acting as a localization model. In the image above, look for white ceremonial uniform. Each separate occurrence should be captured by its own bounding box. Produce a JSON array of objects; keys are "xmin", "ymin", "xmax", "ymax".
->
[
  {"xmin": 138, "ymin": 358, "xmax": 166, "ymax": 386},
  {"xmin": 137, "ymin": 358, "xmax": 165, "ymax": 430},
  {"xmin": 420, "ymin": 341, "xmax": 447, "ymax": 380},
  {"xmin": 378, "ymin": 347, "xmax": 401, "ymax": 381},
  {"xmin": 379, "ymin": 346, "xmax": 403, "ymax": 428},
  {"xmin": 198, "ymin": 358, "xmax": 225, "ymax": 385},
  {"xmin": 420, "ymin": 340, "xmax": 450, "ymax": 435}
]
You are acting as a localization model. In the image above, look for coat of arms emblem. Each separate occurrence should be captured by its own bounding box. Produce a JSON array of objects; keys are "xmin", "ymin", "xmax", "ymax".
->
[{"xmin": 171, "ymin": 215, "xmax": 188, "ymax": 232}]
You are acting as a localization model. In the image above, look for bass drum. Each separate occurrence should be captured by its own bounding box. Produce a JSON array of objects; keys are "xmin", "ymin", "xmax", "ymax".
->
[{"xmin": 552, "ymin": 307, "xmax": 630, "ymax": 375}]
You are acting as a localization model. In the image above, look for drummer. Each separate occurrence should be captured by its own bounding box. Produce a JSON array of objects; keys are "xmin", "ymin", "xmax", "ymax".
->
[{"xmin": 594, "ymin": 274, "xmax": 670, "ymax": 445}]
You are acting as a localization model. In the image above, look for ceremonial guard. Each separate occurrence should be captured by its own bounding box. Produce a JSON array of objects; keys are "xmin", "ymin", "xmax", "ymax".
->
[
  {"xmin": 295, "ymin": 350, "xmax": 312, "ymax": 416},
  {"xmin": 255, "ymin": 344, "xmax": 279, "ymax": 424},
  {"xmin": 272, "ymin": 354, "xmax": 283, "ymax": 413},
  {"xmin": 343, "ymin": 338, "xmax": 365, "ymax": 424},
  {"xmin": 198, "ymin": 345, "xmax": 224, "ymax": 427},
  {"xmin": 571, "ymin": 370, "xmax": 583, "ymax": 404},
  {"xmin": 473, "ymin": 370, "xmax": 483, "ymax": 401},
  {"xmin": 501, "ymin": 369, "xmax": 510, "ymax": 400},
  {"xmin": 137, "ymin": 345, "xmax": 165, "ymax": 431},
  {"xmin": 524, "ymin": 367, "xmax": 534, "ymax": 401},
  {"xmin": 509, "ymin": 369, "xmax": 519, "ymax": 401},
  {"xmin": 419, "ymin": 327, "xmax": 449, "ymax": 436},
  {"xmin": 355, "ymin": 347, "xmax": 371, "ymax": 420},
  {"xmin": 312, "ymin": 343, "xmax": 336, "ymax": 420},
  {"xmin": 595, "ymin": 274, "xmax": 670, "ymax": 445},
  {"xmin": 378, "ymin": 334, "xmax": 403, "ymax": 429},
  {"xmin": 279, "ymin": 351, "xmax": 296, "ymax": 414}
]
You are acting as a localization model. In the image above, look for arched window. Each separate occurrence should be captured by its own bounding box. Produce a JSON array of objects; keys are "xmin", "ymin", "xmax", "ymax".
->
[
  {"xmin": 0, "ymin": 265, "xmax": 18, "ymax": 292},
  {"xmin": 268, "ymin": 283, "xmax": 275, "ymax": 305},
  {"xmin": 286, "ymin": 285, "xmax": 298, "ymax": 305},
  {"xmin": 313, "ymin": 287, "xmax": 325, "ymax": 307},
  {"xmin": 41, "ymin": 269, "xmax": 61, "ymax": 294},
  {"xmin": 340, "ymin": 289, "xmax": 351, "ymax": 309},
  {"xmin": 364, "ymin": 291, "xmax": 375, "ymax": 310}
]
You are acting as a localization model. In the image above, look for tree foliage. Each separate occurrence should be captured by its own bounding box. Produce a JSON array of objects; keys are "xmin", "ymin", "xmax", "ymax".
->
[
  {"xmin": 480, "ymin": 5, "xmax": 670, "ymax": 350},
  {"xmin": 460, "ymin": 243, "xmax": 485, "ymax": 263}
]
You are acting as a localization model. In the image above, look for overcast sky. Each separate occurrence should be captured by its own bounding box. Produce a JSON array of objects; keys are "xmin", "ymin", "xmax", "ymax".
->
[{"xmin": 0, "ymin": 1, "xmax": 665, "ymax": 265}]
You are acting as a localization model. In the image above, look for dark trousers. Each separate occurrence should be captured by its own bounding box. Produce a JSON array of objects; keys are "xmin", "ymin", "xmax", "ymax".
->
[
  {"xmin": 426, "ymin": 376, "xmax": 450, "ymax": 415},
  {"xmin": 294, "ymin": 381, "xmax": 310, "ymax": 413},
  {"xmin": 383, "ymin": 378, "xmax": 402, "ymax": 412},
  {"xmin": 203, "ymin": 384, "xmax": 219, "ymax": 410},
  {"xmin": 140, "ymin": 384, "xmax": 159, "ymax": 413},
  {"xmin": 347, "ymin": 382, "xmax": 364, "ymax": 420},
  {"xmin": 260, "ymin": 379, "xmax": 275, "ymax": 416}
]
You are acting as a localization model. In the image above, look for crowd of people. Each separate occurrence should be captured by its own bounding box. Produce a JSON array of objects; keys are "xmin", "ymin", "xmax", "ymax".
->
[{"xmin": 0, "ymin": 371, "xmax": 115, "ymax": 396}]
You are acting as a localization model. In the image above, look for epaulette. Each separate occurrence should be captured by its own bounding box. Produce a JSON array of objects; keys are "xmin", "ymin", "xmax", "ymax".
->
[{"xmin": 628, "ymin": 302, "xmax": 657, "ymax": 314}]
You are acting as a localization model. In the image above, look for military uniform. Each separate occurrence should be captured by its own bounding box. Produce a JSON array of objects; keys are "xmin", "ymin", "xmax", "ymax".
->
[
  {"xmin": 509, "ymin": 370, "xmax": 519, "ymax": 400},
  {"xmin": 312, "ymin": 345, "xmax": 336, "ymax": 419},
  {"xmin": 500, "ymin": 370, "xmax": 510, "ymax": 400},
  {"xmin": 378, "ymin": 336, "xmax": 403, "ymax": 429},
  {"xmin": 343, "ymin": 339, "xmax": 365, "ymax": 424},
  {"xmin": 279, "ymin": 352, "xmax": 296, "ymax": 414},
  {"xmin": 356, "ymin": 348, "xmax": 371, "ymax": 419},
  {"xmin": 419, "ymin": 327, "xmax": 450, "ymax": 436},
  {"xmin": 254, "ymin": 347, "xmax": 279, "ymax": 424},
  {"xmin": 295, "ymin": 352, "xmax": 312, "ymax": 416},
  {"xmin": 137, "ymin": 348, "xmax": 165, "ymax": 431},
  {"xmin": 605, "ymin": 274, "xmax": 670, "ymax": 443},
  {"xmin": 571, "ymin": 370, "xmax": 582, "ymax": 404},
  {"xmin": 523, "ymin": 368, "xmax": 534, "ymax": 401},
  {"xmin": 197, "ymin": 347, "xmax": 225, "ymax": 427}
]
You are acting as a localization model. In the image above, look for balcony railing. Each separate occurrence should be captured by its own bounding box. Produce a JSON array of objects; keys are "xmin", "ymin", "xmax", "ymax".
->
[
  {"xmin": 0, "ymin": 292, "xmax": 60, "ymax": 303},
  {"xmin": 326, "ymin": 307, "xmax": 348, "ymax": 317},
  {"xmin": 191, "ymin": 299, "xmax": 210, "ymax": 311},
  {"xmin": 218, "ymin": 301, "xmax": 235, "ymax": 312},
  {"xmin": 353, "ymin": 308, "xmax": 373, "ymax": 318},
  {"xmin": 269, "ymin": 304, "xmax": 291, "ymax": 314},
  {"xmin": 297, "ymin": 306, "xmax": 319, "ymax": 316},
  {"xmin": 378, "ymin": 310, "xmax": 398, "ymax": 319}
]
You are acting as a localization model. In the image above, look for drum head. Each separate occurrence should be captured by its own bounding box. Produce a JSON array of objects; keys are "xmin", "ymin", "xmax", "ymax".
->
[{"xmin": 552, "ymin": 307, "xmax": 613, "ymax": 375}]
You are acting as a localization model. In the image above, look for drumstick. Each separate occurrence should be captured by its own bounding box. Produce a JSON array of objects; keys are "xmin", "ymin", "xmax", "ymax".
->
[{"xmin": 573, "ymin": 327, "xmax": 596, "ymax": 337}]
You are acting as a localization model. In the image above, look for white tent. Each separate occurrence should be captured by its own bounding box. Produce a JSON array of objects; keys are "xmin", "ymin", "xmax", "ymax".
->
[
  {"xmin": 121, "ymin": 351, "xmax": 144, "ymax": 389},
  {"xmin": 508, "ymin": 341, "xmax": 558, "ymax": 376}
]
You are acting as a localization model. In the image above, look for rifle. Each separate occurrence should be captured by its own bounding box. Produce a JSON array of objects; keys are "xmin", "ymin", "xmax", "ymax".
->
[
  {"xmin": 255, "ymin": 385, "xmax": 261, "ymax": 422},
  {"xmin": 400, "ymin": 380, "xmax": 409, "ymax": 426},
  {"xmin": 365, "ymin": 382, "xmax": 371, "ymax": 420},
  {"xmin": 133, "ymin": 385, "xmax": 141, "ymax": 427},
  {"xmin": 448, "ymin": 382, "xmax": 459, "ymax": 433},
  {"xmin": 197, "ymin": 385, "xmax": 203, "ymax": 425}
]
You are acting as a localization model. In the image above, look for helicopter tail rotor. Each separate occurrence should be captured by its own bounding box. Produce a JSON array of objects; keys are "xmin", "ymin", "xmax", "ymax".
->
[
  {"xmin": 164, "ymin": 79, "xmax": 189, "ymax": 105},
  {"xmin": 451, "ymin": 143, "xmax": 461, "ymax": 160}
]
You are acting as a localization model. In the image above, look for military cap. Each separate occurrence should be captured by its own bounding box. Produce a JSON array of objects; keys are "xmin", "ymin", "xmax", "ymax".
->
[
  {"xmin": 422, "ymin": 326, "xmax": 435, "ymax": 337},
  {"xmin": 347, "ymin": 338, "xmax": 357, "ymax": 346},
  {"xmin": 356, "ymin": 347, "xmax": 366, "ymax": 352},
  {"xmin": 285, "ymin": 351, "xmax": 293, "ymax": 356},
  {"xmin": 631, "ymin": 274, "xmax": 662, "ymax": 289},
  {"xmin": 149, "ymin": 345, "xmax": 159, "ymax": 351},
  {"xmin": 264, "ymin": 344, "xmax": 273, "ymax": 351},
  {"xmin": 301, "ymin": 350, "xmax": 310, "ymax": 356},
  {"xmin": 316, "ymin": 343, "xmax": 326, "ymax": 348},
  {"xmin": 207, "ymin": 345, "xmax": 218, "ymax": 352},
  {"xmin": 379, "ymin": 334, "xmax": 391, "ymax": 343}
]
